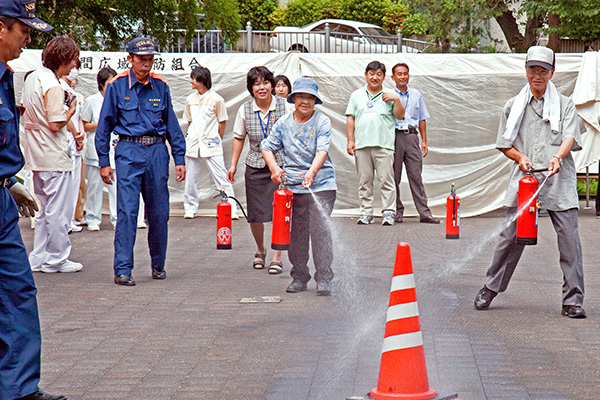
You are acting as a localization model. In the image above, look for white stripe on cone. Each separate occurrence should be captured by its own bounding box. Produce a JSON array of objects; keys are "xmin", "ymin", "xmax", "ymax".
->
[
  {"xmin": 382, "ymin": 331, "xmax": 424, "ymax": 353},
  {"xmin": 390, "ymin": 273, "xmax": 416, "ymax": 291},
  {"xmin": 386, "ymin": 302, "xmax": 419, "ymax": 322},
  {"xmin": 384, "ymin": 273, "xmax": 422, "ymax": 353}
]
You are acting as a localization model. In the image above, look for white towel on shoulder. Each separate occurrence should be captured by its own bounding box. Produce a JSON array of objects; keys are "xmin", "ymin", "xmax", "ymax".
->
[{"xmin": 502, "ymin": 81, "xmax": 560, "ymax": 142}]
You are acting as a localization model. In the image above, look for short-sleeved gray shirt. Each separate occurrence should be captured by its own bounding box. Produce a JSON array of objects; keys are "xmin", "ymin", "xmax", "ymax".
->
[{"xmin": 496, "ymin": 92, "xmax": 581, "ymax": 211}]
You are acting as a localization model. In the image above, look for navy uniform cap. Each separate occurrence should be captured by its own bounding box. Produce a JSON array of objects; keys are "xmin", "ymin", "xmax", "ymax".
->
[
  {"xmin": 127, "ymin": 37, "xmax": 160, "ymax": 56},
  {"xmin": 0, "ymin": 0, "xmax": 53, "ymax": 32}
]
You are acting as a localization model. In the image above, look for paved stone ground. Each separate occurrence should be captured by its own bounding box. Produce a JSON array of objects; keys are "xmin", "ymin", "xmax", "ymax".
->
[{"xmin": 20, "ymin": 202, "xmax": 600, "ymax": 400}]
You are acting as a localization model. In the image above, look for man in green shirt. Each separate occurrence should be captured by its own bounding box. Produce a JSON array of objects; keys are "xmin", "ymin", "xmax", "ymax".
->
[{"xmin": 346, "ymin": 61, "xmax": 404, "ymax": 225}]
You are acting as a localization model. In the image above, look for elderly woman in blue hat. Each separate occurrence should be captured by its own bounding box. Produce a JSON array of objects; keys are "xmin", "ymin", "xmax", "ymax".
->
[{"xmin": 262, "ymin": 77, "xmax": 337, "ymax": 296}]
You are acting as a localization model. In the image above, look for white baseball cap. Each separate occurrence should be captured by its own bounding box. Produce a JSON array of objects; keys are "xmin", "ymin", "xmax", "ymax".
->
[{"xmin": 525, "ymin": 46, "xmax": 555, "ymax": 70}]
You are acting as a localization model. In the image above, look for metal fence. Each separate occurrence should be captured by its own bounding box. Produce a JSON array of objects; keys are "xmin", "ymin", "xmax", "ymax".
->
[
  {"xmin": 158, "ymin": 24, "xmax": 600, "ymax": 54},
  {"xmin": 560, "ymin": 38, "xmax": 600, "ymax": 53},
  {"xmin": 160, "ymin": 22, "xmax": 428, "ymax": 54}
]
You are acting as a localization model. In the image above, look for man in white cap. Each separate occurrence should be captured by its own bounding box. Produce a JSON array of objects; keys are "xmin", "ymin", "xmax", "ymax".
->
[
  {"xmin": 474, "ymin": 46, "xmax": 586, "ymax": 318},
  {"xmin": 0, "ymin": 1, "xmax": 69, "ymax": 398}
]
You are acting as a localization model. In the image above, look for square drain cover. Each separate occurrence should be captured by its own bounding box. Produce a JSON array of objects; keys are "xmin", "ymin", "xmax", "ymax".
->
[{"xmin": 239, "ymin": 296, "xmax": 282, "ymax": 304}]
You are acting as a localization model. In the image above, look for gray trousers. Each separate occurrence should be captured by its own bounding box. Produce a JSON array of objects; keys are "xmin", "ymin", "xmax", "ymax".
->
[
  {"xmin": 393, "ymin": 132, "xmax": 432, "ymax": 218},
  {"xmin": 289, "ymin": 191, "xmax": 336, "ymax": 284},
  {"xmin": 485, "ymin": 207, "xmax": 585, "ymax": 306}
]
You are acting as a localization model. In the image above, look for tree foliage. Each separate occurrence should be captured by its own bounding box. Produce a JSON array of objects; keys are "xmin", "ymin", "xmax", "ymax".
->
[
  {"xmin": 33, "ymin": 0, "xmax": 201, "ymax": 50},
  {"xmin": 281, "ymin": 0, "xmax": 328, "ymax": 27},
  {"xmin": 336, "ymin": 0, "xmax": 392, "ymax": 27},
  {"xmin": 237, "ymin": 0, "xmax": 278, "ymax": 30},
  {"xmin": 269, "ymin": 0, "xmax": 340, "ymax": 27},
  {"xmin": 412, "ymin": 0, "xmax": 497, "ymax": 52},
  {"xmin": 524, "ymin": 0, "xmax": 600, "ymax": 42},
  {"xmin": 202, "ymin": 0, "xmax": 242, "ymax": 44},
  {"xmin": 28, "ymin": 0, "xmax": 600, "ymax": 53}
]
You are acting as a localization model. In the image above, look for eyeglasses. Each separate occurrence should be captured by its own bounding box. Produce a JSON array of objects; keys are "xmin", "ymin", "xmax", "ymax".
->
[{"xmin": 526, "ymin": 68, "xmax": 552, "ymax": 78}]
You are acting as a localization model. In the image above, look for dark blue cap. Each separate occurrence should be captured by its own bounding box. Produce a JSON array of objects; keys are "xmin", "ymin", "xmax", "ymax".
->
[
  {"xmin": 0, "ymin": 0, "xmax": 52, "ymax": 32},
  {"xmin": 127, "ymin": 37, "xmax": 160, "ymax": 56}
]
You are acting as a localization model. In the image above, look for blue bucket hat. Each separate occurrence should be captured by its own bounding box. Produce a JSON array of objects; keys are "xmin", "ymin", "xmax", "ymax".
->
[
  {"xmin": 127, "ymin": 37, "xmax": 160, "ymax": 56},
  {"xmin": 0, "ymin": 0, "xmax": 53, "ymax": 32},
  {"xmin": 287, "ymin": 77, "xmax": 323, "ymax": 105}
]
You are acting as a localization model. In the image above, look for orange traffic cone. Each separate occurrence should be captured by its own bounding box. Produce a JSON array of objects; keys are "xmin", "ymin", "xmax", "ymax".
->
[{"xmin": 369, "ymin": 242, "xmax": 436, "ymax": 400}]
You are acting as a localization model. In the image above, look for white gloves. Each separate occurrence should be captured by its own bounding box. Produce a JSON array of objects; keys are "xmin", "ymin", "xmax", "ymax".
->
[{"xmin": 9, "ymin": 182, "xmax": 38, "ymax": 217}]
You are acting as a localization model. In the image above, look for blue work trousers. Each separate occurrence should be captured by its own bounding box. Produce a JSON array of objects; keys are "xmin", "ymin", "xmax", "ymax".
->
[
  {"xmin": 113, "ymin": 140, "xmax": 170, "ymax": 276},
  {"xmin": 0, "ymin": 187, "xmax": 41, "ymax": 399}
]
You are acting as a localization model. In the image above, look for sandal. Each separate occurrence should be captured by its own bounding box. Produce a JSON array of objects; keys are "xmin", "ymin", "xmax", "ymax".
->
[
  {"xmin": 253, "ymin": 253, "xmax": 266, "ymax": 269},
  {"xmin": 268, "ymin": 261, "xmax": 284, "ymax": 275}
]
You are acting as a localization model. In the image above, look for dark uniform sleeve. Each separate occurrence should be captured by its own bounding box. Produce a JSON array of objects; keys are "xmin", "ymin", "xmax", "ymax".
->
[
  {"xmin": 95, "ymin": 81, "xmax": 118, "ymax": 167},
  {"xmin": 163, "ymin": 85, "xmax": 186, "ymax": 166}
]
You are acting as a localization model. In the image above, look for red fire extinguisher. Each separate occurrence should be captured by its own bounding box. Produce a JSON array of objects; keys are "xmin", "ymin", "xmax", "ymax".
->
[
  {"xmin": 516, "ymin": 172, "xmax": 539, "ymax": 245},
  {"xmin": 217, "ymin": 190, "xmax": 232, "ymax": 250},
  {"xmin": 446, "ymin": 183, "xmax": 460, "ymax": 239},
  {"xmin": 271, "ymin": 185, "xmax": 293, "ymax": 250}
]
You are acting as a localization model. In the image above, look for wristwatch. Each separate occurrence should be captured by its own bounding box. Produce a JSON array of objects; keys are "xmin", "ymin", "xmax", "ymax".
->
[{"xmin": 553, "ymin": 155, "xmax": 563, "ymax": 166}]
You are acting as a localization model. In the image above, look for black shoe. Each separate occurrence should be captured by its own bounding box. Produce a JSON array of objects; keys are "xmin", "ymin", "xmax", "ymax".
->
[
  {"xmin": 474, "ymin": 286, "xmax": 497, "ymax": 310},
  {"xmin": 316, "ymin": 281, "xmax": 332, "ymax": 296},
  {"xmin": 16, "ymin": 389, "xmax": 67, "ymax": 400},
  {"xmin": 562, "ymin": 305, "xmax": 587, "ymax": 319},
  {"xmin": 286, "ymin": 279, "xmax": 307, "ymax": 293},
  {"xmin": 152, "ymin": 268, "xmax": 166, "ymax": 279},
  {"xmin": 114, "ymin": 274, "xmax": 135, "ymax": 286},
  {"xmin": 394, "ymin": 213, "xmax": 403, "ymax": 223},
  {"xmin": 420, "ymin": 216, "xmax": 440, "ymax": 224}
]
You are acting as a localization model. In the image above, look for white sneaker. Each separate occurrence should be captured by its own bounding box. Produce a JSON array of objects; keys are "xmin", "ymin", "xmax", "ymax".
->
[
  {"xmin": 41, "ymin": 260, "xmax": 83, "ymax": 273},
  {"xmin": 184, "ymin": 213, "xmax": 195, "ymax": 219},
  {"xmin": 357, "ymin": 215, "xmax": 374, "ymax": 225},
  {"xmin": 87, "ymin": 224, "xmax": 100, "ymax": 231},
  {"xmin": 31, "ymin": 265, "xmax": 42, "ymax": 272},
  {"xmin": 69, "ymin": 224, "xmax": 83, "ymax": 233},
  {"xmin": 382, "ymin": 210, "xmax": 395, "ymax": 226},
  {"xmin": 74, "ymin": 219, "xmax": 87, "ymax": 226},
  {"xmin": 137, "ymin": 221, "xmax": 147, "ymax": 229},
  {"xmin": 232, "ymin": 213, "xmax": 240, "ymax": 220}
]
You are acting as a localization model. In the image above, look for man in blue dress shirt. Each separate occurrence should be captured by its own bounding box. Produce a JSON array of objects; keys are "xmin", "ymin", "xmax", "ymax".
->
[
  {"xmin": 96, "ymin": 37, "xmax": 186, "ymax": 286},
  {"xmin": 390, "ymin": 62, "xmax": 439, "ymax": 224},
  {"xmin": 0, "ymin": 2, "xmax": 69, "ymax": 399}
]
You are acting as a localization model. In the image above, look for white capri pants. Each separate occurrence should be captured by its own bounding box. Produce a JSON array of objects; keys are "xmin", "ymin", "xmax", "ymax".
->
[{"xmin": 184, "ymin": 155, "xmax": 237, "ymax": 216}]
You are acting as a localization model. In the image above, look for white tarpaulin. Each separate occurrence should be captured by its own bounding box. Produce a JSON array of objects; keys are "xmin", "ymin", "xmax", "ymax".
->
[
  {"xmin": 572, "ymin": 50, "xmax": 600, "ymax": 170},
  {"xmin": 10, "ymin": 50, "xmax": 589, "ymax": 217}
]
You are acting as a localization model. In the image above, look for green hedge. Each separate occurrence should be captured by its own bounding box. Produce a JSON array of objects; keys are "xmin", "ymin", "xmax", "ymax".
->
[{"xmin": 577, "ymin": 178, "xmax": 598, "ymax": 195}]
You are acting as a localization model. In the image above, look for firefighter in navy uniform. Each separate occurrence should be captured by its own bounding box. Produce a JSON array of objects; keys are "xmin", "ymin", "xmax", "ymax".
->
[
  {"xmin": 95, "ymin": 37, "xmax": 186, "ymax": 286},
  {"xmin": 0, "ymin": 2, "xmax": 70, "ymax": 399}
]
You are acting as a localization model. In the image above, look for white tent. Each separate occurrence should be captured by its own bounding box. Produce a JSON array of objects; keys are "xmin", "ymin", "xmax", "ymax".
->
[{"xmin": 11, "ymin": 50, "xmax": 592, "ymax": 217}]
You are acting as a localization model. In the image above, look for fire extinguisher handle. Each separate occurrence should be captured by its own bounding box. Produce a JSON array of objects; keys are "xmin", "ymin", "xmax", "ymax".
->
[
  {"xmin": 219, "ymin": 188, "xmax": 228, "ymax": 200},
  {"xmin": 529, "ymin": 167, "xmax": 549, "ymax": 173}
]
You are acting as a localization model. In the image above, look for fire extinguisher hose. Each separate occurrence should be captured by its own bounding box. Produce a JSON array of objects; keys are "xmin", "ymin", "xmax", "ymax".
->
[
  {"xmin": 216, "ymin": 190, "xmax": 248, "ymax": 219},
  {"xmin": 228, "ymin": 196, "xmax": 248, "ymax": 220}
]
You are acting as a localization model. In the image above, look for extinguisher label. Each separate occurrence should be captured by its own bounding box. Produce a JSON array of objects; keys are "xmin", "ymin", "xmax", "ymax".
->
[
  {"xmin": 456, "ymin": 206, "xmax": 460, "ymax": 227},
  {"xmin": 217, "ymin": 227, "xmax": 232, "ymax": 243}
]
